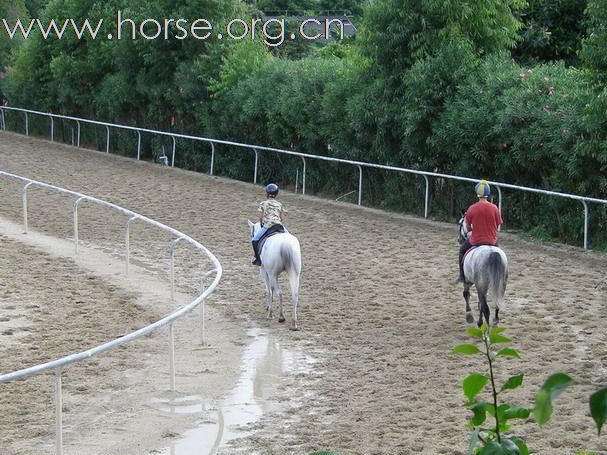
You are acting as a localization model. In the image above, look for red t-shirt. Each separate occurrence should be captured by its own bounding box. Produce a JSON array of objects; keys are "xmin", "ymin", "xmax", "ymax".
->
[{"xmin": 465, "ymin": 200, "xmax": 503, "ymax": 245}]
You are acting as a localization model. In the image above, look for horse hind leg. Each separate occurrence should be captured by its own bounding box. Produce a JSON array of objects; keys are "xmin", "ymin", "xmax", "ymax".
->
[
  {"xmin": 463, "ymin": 283, "xmax": 473, "ymax": 324},
  {"xmin": 265, "ymin": 287, "xmax": 273, "ymax": 320},
  {"xmin": 267, "ymin": 274, "xmax": 284, "ymax": 323},
  {"xmin": 276, "ymin": 285, "xmax": 285, "ymax": 324},
  {"xmin": 288, "ymin": 271, "xmax": 300, "ymax": 331},
  {"xmin": 477, "ymin": 290, "xmax": 490, "ymax": 328}
]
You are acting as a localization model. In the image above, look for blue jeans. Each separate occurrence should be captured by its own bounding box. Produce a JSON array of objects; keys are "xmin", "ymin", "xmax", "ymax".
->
[{"xmin": 252, "ymin": 227, "xmax": 267, "ymax": 242}]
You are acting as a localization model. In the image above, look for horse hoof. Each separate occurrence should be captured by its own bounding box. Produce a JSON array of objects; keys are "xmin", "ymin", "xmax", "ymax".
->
[
  {"xmin": 278, "ymin": 317, "xmax": 286, "ymax": 323},
  {"xmin": 466, "ymin": 313, "xmax": 474, "ymax": 323},
  {"xmin": 290, "ymin": 321, "xmax": 298, "ymax": 331}
]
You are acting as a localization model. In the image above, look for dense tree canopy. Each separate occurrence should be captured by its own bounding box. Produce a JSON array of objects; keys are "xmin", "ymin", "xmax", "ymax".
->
[{"xmin": 513, "ymin": 0, "xmax": 587, "ymax": 66}]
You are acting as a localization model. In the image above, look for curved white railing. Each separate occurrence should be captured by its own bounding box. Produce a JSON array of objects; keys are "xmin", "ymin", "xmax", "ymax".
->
[
  {"xmin": 1, "ymin": 105, "xmax": 606, "ymax": 249},
  {"xmin": 0, "ymin": 170, "xmax": 222, "ymax": 455}
]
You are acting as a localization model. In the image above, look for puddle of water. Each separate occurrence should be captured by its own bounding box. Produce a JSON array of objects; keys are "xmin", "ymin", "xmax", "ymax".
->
[{"xmin": 152, "ymin": 327, "xmax": 316, "ymax": 455}]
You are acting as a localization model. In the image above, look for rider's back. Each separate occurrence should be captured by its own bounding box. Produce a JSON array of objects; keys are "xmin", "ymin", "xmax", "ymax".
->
[{"xmin": 466, "ymin": 200, "xmax": 502, "ymax": 245}]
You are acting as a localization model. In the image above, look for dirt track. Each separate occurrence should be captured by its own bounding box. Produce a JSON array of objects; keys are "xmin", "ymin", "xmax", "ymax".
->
[{"xmin": 1, "ymin": 131, "xmax": 607, "ymax": 455}]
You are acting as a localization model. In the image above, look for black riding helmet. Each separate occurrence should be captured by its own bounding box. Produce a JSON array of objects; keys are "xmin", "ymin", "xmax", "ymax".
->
[{"xmin": 265, "ymin": 183, "xmax": 279, "ymax": 196}]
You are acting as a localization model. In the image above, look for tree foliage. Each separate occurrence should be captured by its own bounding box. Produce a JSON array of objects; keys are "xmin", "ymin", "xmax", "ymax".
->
[
  {"xmin": 513, "ymin": 0, "xmax": 587, "ymax": 67},
  {"xmin": 2, "ymin": 0, "xmax": 607, "ymax": 247},
  {"xmin": 0, "ymin": 0, "xmax": 28, "ymax": 98}
]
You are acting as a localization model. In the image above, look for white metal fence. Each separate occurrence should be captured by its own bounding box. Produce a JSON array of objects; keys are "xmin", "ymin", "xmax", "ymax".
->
[
  {"xmin": 0, "ymin": 170, "xmax": 222, "ymax": 455},
  {"xmin": 1, "ymin": 105, "xmax": 606, "ymax": 249}
]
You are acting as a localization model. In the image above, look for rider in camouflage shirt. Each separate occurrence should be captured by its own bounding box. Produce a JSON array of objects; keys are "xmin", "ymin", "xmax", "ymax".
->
[{"xmin": 251, "ymin": 183, "xmax": 288, "ymax": 265}]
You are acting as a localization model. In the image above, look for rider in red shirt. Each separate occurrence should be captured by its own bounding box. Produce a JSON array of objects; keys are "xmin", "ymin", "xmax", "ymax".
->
[{"xmin": 457, "ymin": 180, "xmax": 503, "ymax": 282}]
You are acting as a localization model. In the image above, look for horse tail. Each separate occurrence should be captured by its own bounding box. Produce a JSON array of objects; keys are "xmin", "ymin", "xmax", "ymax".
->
[
  {"xmin": 487, "ymin": 251, "xmax": 508, "ymax": 310},
  {"xmin": 280, "ymin": 238, "xmax": 301, "ymax": 276},
  {"xmin": 280, "ymin": 238, "xmax": 301, "ymax": 317}
]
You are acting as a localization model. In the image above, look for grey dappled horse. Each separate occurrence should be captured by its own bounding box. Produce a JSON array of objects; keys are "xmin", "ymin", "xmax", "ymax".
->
[
  {"xmin": 458, "ymin": 216, "xmax": 509, "ymax": 327},
  {"xmin": 248, "ymin": 220, "xmax": 302, "ymax": 330}
]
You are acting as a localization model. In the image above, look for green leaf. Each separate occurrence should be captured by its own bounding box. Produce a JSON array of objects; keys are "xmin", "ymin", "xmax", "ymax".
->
[
  {"xmin": 466, "ymin": 327, "xmax": 484, "ymax": 339},
  {"xmin": 541, "ymin": 373, "xmax": 573, "ymax": 401},
  {"xmin": 490, "ymin": 327, "xmax": 507, "ymax": 335},
  {"xmin": 533, "ymin": 374, "xmax": 572, "ymax": 426},
  {"xmin": 534, "ymin": 389, "xmax": 552, "ymax": 426},
  {"xmin": 489, "ymin": 333, "xmax": 512, "ymax": 344},
  {"xmin": 503, "ymin": 406, "xmax": 531, "ymax": 420},
  {"xmin": 589, "ymin": 387, "xmax": 607, "ymax": 436},
  {"xmin": 507, "ymin": 436, "xmax": 530, "ymax": 455},
  {"xmin": 501, "ymin": 374, "xmax": 524, "ymax": 392},
  {"xmin": 467, "ymin": 427, "xmax": 481, "ymax": 455},
  {"xmin": 496, "ymin": 404, "xmax": 512, "ymax": 432},
  {"xmin": 469, "ymin": 401, "xmax": 488, "ymax": 426},
  {"xmin": 479, "ymin": 440, "xmax": 520, "ymax": 454},
  {"xmin": 453, "ymin": 344, "xmax": 482, "ymax": 355},
  {"xmin": 463, "ymin": 373, "xmax": 489, "ymax": 402},
  {"xmin": 501, "ymin": 437, "xmax": 525, "ymax": 454},
  {"xmin": 496, "ymin": 348, "xmax": 520, "ymax": 359}
]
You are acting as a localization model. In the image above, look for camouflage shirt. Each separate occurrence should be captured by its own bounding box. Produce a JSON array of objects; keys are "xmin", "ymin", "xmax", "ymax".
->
[{"xmin": 258, "ymin": 199, "xmax": 287, "ymax": 228}]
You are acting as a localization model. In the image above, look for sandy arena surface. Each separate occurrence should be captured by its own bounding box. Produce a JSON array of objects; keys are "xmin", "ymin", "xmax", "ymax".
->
[{"xmin": 1, "ymin": 131, "xmax": 607, "ymax": 455}]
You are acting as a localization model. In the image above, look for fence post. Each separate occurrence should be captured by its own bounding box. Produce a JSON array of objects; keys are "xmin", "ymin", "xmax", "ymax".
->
[
  {"xmin": 171, "ymin": 135, "xmax": 176, "ymax": 167},
  {"xmin": 582, "ymin": 200, "xmax": 589, "ymax": 250},
  {"xmin": 105, "ymin": 125, "xmax": 110, "ymax": 153},
  {"xmin": 0, "ymin": 107, "xmax": 5, "ymax": 130},
  {"xmin": 253, "ymin": 148, "xmax": 259, "ymax": 184},
  {"xmin": 54, "ymin": 367, "xmax": 63, "ymax": 455},
  {"xmin": 357, "ymin": 165, "xmax": 363, "ymax": 206},
  {"xmin": 49, "ymin": 115, "xmax": 54, "ymax": 142},
  {"xmin": 136, "ymin": 130, "xmax": 141, "ymax": 160},
  {"xmin": 169, "ymin": 237, "xmax": 185, "ymax": 301},
  {"xmin": 423, "ymin": 175, "xmax": 429, "ymax": 218},
  {"xmin": 301, "ymin": 157, "xmax": 307, "ymax": 195},
  {"xmin": 73, "ymin": 197, "xmax": 85, "ymax": 254},
  {"xmin": 76, "ymin": 120, "xmax": 81, "ymax": 147},
  {"xmin": 125, "ymin": 216, "xmax": 138, "ymax": 276},
  {"xmin": 209, "ymin": 142, "xmax": 215, "ymax": 175},
  {"xmin": 24, "ymin": 111, "xmax": 29, "ymax": 136},
  {"xmin": 21, "ymin": 182, "xmax": 34, "ymax": 233},
  {"xmin": 168, "ymin": 323, "xmax": 176, "ymax": 391}
]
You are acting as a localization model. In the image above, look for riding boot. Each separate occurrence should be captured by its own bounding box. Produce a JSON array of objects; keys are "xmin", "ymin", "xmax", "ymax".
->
[
  {"xmin": 457, "ymin": 257, "xmax": 465, "ymax": 283},
  {"xmin": 457, "ymin": 251, "xmax": 465, "ymax": 283},
  {"xmin": 251, "ymin": 240, "xmax": 261, "ymax": 266}
]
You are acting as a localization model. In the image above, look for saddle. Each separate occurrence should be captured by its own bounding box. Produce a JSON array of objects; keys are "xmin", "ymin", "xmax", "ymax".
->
[{"xmin": 257, "ymin": 224, "xmax": 285, "ymax": 256}]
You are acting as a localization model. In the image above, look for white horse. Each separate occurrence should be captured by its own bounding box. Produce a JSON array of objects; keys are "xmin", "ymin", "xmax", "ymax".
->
[
  {"xmin": 248, "ymin": 220, "xmax": 302, "ymax": 330},
  {"xmin": 458, "ymin": 215, "xmax": 509, "ymax": 327}
]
